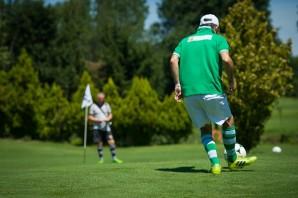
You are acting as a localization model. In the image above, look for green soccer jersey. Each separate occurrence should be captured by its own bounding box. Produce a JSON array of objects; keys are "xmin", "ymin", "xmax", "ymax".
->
[{"xmin": 173, "ymin": 26, "xmax": 230, "ymax": 97}]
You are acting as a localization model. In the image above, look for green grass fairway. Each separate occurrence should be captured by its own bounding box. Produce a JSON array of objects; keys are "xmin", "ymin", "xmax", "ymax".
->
[
  {"xmin": 265, "ymin": 97, "xmax": 298, "ymax": 135},
  {"xmin": 0, "ymin": 139, "xmax": 298, "ymax": 198}
]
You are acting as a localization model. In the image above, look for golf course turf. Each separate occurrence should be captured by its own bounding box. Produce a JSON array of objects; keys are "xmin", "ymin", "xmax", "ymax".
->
[{"xmin": 0, "ymin": 139, "xmax": 297, "ymax": 198}]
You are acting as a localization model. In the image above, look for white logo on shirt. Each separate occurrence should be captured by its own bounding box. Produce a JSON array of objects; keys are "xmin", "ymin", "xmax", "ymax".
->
[{"xmin": 187, "ymin": 35, "xmax": 213, "ymax": 42}]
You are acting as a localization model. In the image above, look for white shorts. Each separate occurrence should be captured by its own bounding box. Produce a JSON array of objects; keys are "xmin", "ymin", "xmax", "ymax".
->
[{"xmin": 184, "ymin": 94, "xmax": 232, "ymax": 128}]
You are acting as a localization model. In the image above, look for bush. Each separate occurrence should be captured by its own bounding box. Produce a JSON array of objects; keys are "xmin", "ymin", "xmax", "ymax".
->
[
  {"xmin": 114, "ymin": 77, "xmax": 162, "ymax": 145},
  {"xmin": 105, "ymin": 77, "xmax": 192, "ymax": 146},
  {"xmin": 221, "ymin": 0, "xmax": 293, "ymax": 151},
  {"xmin": 159, "ymin": 94, "xmax": 192, "ymax": 143},
  {"xmin": 34, "ymin": 83, "xmax": 72, "ymax": 141},
  {"xmin": 0, "ymin": 53, "xmax": 193, "ymax": 145},
  {"xmin": 0, "ymin": 50, "xmax": 40, "ymax": 138}
]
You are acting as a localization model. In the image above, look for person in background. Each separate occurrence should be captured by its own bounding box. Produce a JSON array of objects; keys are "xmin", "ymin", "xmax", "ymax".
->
[{"xmin": 88, "ymin": 92, "xmax": 123, "ymax": 164}]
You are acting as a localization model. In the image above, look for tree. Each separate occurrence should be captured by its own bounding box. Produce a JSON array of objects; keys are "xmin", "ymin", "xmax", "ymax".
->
[
  {"xmin": 115, "ymin": 77, "xmax": 162, "ymax": 145},
  {"xmin": 2, "ymin": 0, "xmax": 91, "ymax": 97},
  {"xmin": 158, "ymin": 94, "xmax": 192, "ymax": 144},
  {"xmin": 0, "ymin": 0, "xmax": 11, "ymax": 70},
  {"xmin": 43, "ymin": 0, "xmax": 91, "ymax": 96},
  {"xmin": 103, "ymin": 78, "xmax": 122, "ymax": 110},
  {"xmin": 3, "ymin": 0, "xmax": 56, "ymax": 62},
  {"xmin": 90, "ymin": 0, "xmax": 150, "ymax": 89},
  {"xmin": 220, "ymin": 0, "xmax": 293, "ymax": 151},
  {"xmin": 34, "ymin": 83, "xmax": 72, "ymax": 141},
  {"xmin": 0, "ymin": 50, "xmax": 41, "ymax": 138},
  {"xmin": 289, "ymin": 56, "xmax": 298, "ymax": 97}
]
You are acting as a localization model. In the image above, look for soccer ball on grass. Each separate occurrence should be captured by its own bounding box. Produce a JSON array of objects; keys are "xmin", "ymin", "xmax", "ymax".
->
[{"xmin": 224, "ymin": 143, "xmax": 246, "ymax": 160}]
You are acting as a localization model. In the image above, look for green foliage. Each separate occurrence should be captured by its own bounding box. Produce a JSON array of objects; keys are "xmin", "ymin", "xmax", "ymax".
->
[
  {"xmin": 289, "ymin": 56, "xmax": 298, "ymax": 97},
  {"xmin": 0, "ymin": 51, "xmax": 191, "ymax": 145},
  {"xmin": 158, "ymin": 94, "xmax": 192, "ymax": 144},
  {"xmin": 109, "ymin": 77, "xmax": 191, "ymax": 145},
  {"xmin": 0, "ymin": 51, "xmax": 73, "ymax": 141},
  {"xmin": 3, "ymin": 0, "xmax": 56, "ymax": 61},
  {"xmin": 103, "ymin": 78, "xmax": 122, "ymax": 113},
  {"xmin": 1, "ymin": 0, "xmax": 90, "ymax": 96},
  {"xmin": 0, "ymin": 0, "xmax": 291, "ymax": 149},
  {"xmin": 115, "ymin": 77, "xmax": 162, "ymax": 145},
  {"xmin": 72, "ymin": 70, "xmax": 99, "ymax": 104},
  {"xmin": 0, "ymin": 50, "xmax": 40, "ymax": 138},
  {"xmin": 43, "ymin": 0, "xmax": 91, "ymax": 96},
  {"xmin": 221, "ymin": 0, "xmax": 293, "ymax": 150},
  {"xmin": 89, "ymin": 0, "xmax": 166, "ymax": 94},
  {"xmin": 34, "ymin": 83, "xmax": 71, "ymax": 141}
]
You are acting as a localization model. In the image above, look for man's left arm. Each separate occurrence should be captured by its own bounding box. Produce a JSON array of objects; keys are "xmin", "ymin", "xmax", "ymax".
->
[
  {"xmin": 170, "ymin": 54, "xmax": 182, "ymax": 102},
  {"xmin": 106, "ymin": 104, "xmax": 113, "ymax": 121}
]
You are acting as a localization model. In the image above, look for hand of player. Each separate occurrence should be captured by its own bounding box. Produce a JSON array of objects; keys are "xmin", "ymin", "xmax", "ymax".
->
[
  {"xmin": 96, "ymin": 118, "xmax": 107, "ymax": 123},
  {"xmin": 228, "ymin": 78, "xmax": 235, "ymax": 94},
  {"xmin": 174, "ymin": 83, "xmax": 183, "ymax": 102}
]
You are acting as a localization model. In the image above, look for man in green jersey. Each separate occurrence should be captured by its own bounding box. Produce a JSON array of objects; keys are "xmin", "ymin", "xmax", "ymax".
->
[{"xmin": 170, "ymin": 14, "xmax": 257, "ymax": 174}]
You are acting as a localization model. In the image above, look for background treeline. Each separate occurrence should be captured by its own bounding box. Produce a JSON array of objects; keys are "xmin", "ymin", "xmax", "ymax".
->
[
  {"xmin": 0, "ymin": 50, "xmax": 192, "ymax": 145},
  {"xmin": 0, "ymin": 0, "xmax": 296, "ymax": 150}
]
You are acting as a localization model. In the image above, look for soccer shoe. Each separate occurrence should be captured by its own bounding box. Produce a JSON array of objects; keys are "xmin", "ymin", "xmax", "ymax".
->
[
  {"xmin": 112, "ymin": 157, "xmax": 123, "ymax": 164},
  {"xmin": 228, "ymin": 156, "xmax": 257, "ymax": 170},
  {"xmin": 210, "ymin": 164, "xmax": 221, "ymax": 175},
  {"xmin": 97, "ymin": 159, "xmax": 104, "ymax": 164}
]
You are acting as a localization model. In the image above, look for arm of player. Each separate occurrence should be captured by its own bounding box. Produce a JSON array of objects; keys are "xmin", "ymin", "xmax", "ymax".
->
[
  {"xmin": 106, "ymin": 113, "xmax": 113, "ymax": 122},
  {"xmin": 220, "ymin": 51, "xmax": 235, "ymax": 94},
  {"xmin": 88, "ymin": 115, "xmax": 107, "ymax": 123},
  {"xmin": 170, "ymin": 54, "xmax": 182, "ymax": 102}
]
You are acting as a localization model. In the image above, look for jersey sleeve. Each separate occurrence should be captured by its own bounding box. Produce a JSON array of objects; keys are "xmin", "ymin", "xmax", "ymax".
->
[
  {"xmin": 173, "ymin": 41, "xmax": 183, "ymax": 57},
  {"xmin": 217, "ymin": 36, "xmax": 230, "ymax": 54},
  {"xmin": 106, "ymin": 103, "xmax": 112, "ymax": 114}
]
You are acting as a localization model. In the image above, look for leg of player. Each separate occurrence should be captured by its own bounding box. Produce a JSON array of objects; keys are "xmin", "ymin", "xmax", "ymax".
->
[
  {"xmin": 222, "ymin": 117, "xmax": 257, "ymax": 169},
  {"xmin": 97, "ymin": 141, "xmax": 104, "ymax": 164},
  {"xmin": 200, "ymin": 123, "xmax": 221, "ymax": 175},
  {"xmin": 107, "ymin": 135, "xmax": 123, "ymax": 164},
  {"xmin": 222, "ymin": 117, "xmax": 237, "ymax": 163}
]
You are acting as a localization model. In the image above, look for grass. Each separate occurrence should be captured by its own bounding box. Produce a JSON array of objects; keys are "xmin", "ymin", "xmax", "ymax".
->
[
  {"xmin": 1, "ymin": 139, "xmax": 298, "ymax": 198},
  {"xmin": 265, "ymin": 97, "xmax": 298, "ymax": 135}
]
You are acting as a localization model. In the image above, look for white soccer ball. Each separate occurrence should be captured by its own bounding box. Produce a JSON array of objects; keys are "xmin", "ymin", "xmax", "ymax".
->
[
  {"xmin": 272, "ymin": 146, "xmax": 282, "ymax": 153},
  {"xmin": 224, "ymin": 143, "xmax": 247, "ymax": 161}
]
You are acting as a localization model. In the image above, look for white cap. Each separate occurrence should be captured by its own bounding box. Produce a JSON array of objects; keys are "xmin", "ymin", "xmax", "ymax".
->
[{"xmin": 200, "ymin": 14, "xmax": 219, "ymax": 26}]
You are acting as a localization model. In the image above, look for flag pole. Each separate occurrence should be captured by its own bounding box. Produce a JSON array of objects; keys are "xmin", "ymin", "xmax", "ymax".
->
[
  {"xmin": 81, "ymin": 84, "xmax": 92, "ymax": 164},
  {"xmin": 83, "ymin": 107, "xmax": 88, "ymax": 163}
]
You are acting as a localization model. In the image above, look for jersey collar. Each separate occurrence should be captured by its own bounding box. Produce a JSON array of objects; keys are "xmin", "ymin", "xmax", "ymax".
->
[{"xmin": 197, "ymin": 26, "xmax": 215, "ymax": 34}]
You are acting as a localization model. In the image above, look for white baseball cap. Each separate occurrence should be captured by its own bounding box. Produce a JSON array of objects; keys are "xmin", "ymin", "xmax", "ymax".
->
[{"xmin": 200, "ymin": 14, "xmax": 219, "ymax": 26}]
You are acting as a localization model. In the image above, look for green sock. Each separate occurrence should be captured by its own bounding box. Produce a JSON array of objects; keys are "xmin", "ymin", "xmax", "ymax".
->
[
  {"xmin": 222, "ymin": 125, "xmax": 237, "ymax": 163},
  {"xmin": 201, "ymin": 132, "xmax": 220, "ymax": 166}
]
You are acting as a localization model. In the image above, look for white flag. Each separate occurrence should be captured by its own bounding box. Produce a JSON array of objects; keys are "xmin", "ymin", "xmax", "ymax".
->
[{"xmin": 81, "ymin": 84, "xmax": 93, "ymax": 109}]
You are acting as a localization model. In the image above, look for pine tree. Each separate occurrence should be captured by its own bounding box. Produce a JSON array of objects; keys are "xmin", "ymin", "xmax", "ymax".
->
[
  {"xmin": 90, "ymin": 0, "xmax": 148, "ymax": 88},
  {"xmin": 0, "ymin": 50, "xmax": 41, "ymax": 138},
  {"xmin": 116, "ymin": 77, "xmax": 161, "ymax": 145}
]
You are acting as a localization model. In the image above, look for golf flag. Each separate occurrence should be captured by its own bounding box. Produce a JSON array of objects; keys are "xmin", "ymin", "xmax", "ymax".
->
[
  {"xmin": 81, "ymin": 84, "xmax": 93, "ymax": 109},
  {"xmin": 81, "ymin": 84, "xmax": 93, "ymax": 163}
]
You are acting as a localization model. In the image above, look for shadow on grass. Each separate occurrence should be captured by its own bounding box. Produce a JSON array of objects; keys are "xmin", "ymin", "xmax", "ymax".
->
[
  {"xmin": 156, "ymin": 166, "xmax": 255, "ymax": 174},
  {"xmin": 156, "ymin": 166, "xmax": 209, "ymax": 174},
  {"xmin": 222, "ymin": 167, "xmax": 254, "ymax": 172}
]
